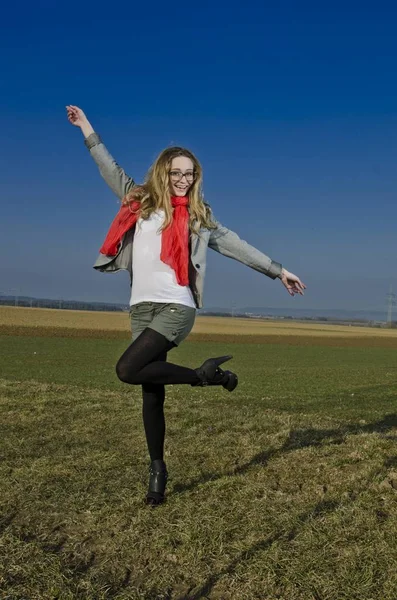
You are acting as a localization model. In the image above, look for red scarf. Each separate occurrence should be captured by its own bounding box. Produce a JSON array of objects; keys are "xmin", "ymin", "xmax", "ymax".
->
[{"xmin": 100, "ymin": 196, "xmax": 190, "ymax": 286}]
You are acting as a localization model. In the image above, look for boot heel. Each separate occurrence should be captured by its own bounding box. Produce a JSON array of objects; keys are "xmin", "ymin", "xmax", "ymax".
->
[{"xmin": 213, "ymin": 355, "xmax": 233, "ymax": 367}]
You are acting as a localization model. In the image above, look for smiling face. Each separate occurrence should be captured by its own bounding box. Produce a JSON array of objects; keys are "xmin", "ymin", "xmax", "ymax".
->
[{"xmin": 169, "ymin": 156, "xmax": 195, "ymax": 197}]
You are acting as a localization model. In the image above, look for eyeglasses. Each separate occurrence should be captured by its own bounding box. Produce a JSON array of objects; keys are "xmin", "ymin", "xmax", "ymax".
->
[{"xmin": 169, "ymin": 170, "xmax": 196, "ymax": 183}]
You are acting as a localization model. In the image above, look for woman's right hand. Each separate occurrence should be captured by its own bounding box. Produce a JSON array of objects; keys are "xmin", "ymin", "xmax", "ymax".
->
[
  {"xmin": 66, "ymin": 105, "xmax": 94, "ymax": 139},
  {"xmin": 66, "ymin": 105, "xmax": 88, "ymax": 127}
]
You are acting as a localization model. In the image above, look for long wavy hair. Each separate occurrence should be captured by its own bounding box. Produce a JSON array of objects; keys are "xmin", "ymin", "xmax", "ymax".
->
[{"xmin": 122, "ymin": 146, "xmax": 216, "ymax": 233}]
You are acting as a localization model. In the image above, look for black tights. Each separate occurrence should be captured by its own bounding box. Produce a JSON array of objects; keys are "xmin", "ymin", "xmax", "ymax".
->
[{"xmin": 116, "ymin": 328, "xmax": 200, "ymax": 461}]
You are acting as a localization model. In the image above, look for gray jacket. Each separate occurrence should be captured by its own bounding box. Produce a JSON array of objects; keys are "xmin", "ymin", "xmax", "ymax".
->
[{"xmin": 85, "ymin": 133, "xmax": 282, "ymax": 309}]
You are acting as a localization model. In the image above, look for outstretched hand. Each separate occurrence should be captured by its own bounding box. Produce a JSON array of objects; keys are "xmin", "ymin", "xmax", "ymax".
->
[
  {"xmin": 66, "ymin": 105, "xmax": 88, "ymax": 127},
  {"xmin": 279, "ymin": 268, "xmax": 306, "ymax": 297}
]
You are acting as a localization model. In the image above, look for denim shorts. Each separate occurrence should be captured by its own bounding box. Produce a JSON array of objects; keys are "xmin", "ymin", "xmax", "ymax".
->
[{"xmin": 129, "ymin": 302, "xmax": 196, "ymax": 346}]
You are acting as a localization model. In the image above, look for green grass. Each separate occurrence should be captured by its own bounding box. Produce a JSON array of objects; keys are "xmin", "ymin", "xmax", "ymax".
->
[{"xmin": 1, "ymin": 334, "xmax": 397, "ymax": 599}]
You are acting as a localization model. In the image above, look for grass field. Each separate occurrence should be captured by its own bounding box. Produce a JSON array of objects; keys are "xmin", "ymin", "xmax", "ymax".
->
[{"xmin": 1, "ymin": 308, "xmax": 397, "ymax": 599}]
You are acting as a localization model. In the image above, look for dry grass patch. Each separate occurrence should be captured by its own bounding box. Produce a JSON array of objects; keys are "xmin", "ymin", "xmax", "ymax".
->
[
  {"xmin": 0, "ymin": 306, "xmax": 131, "ymax": 331},
  {"xmin": 2, "ymin": 306, "xmax": 397, "ymax": 347},
  {"xmin": 2, "ymin": 369, "xmax": 397, "ymax": 599}
]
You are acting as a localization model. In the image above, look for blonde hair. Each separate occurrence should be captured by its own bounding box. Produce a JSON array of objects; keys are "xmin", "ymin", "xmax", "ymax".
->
[{"xmin": 122, "ymin": 146, "xmax": 216, "ymax": 233}]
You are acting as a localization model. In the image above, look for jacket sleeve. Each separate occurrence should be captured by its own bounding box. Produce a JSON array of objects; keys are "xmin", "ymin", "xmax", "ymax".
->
[
  {"xmin": 84, "ymin": 133, "xmax": 135, "ymax": 200},
  {"xmin": 208, "ymin": 213, "xmax": 282, "ymax": 279}
]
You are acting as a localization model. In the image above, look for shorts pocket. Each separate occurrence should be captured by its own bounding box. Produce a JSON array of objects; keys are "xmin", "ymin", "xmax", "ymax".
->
[{"xmin": 163, "ymin": 304, "xmax": 196, "ymax": 344}]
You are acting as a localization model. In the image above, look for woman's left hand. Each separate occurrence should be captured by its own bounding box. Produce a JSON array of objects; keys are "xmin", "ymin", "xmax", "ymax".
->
[{"xmin": 279, "ymin": 268, "xmax": 306, "ymax": 296}]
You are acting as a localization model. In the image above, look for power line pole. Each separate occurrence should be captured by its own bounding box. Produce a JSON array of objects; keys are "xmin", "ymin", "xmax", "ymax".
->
[{"xmin": 386, "ymin": 284, "xmax": 396, "ymax": 327}]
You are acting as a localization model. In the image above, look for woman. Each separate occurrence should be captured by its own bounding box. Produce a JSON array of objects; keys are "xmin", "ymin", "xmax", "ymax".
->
[{"xmin": 67, "ymin": 105, "xmax": 306, "ymax": 506}]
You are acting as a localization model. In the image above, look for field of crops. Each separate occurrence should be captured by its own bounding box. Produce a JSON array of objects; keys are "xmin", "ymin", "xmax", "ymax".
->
[
  {"xmin": 1, "ymin": 307, "xmax": 397, "ymax": 599},
  {"xmin": 1, "ymin": 306, "xmax": 397, "ymax": 346}
]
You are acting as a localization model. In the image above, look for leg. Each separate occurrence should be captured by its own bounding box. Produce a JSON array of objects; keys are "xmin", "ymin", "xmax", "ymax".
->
[
  {"xmin": 142, "ymin": 349, "xmax": 167, "ymax": 462},
  {"xmin": 117, "ymin": 327, "xmax": 238, "ymax": 390},
  {"xmin": 141, "ymin": 348, "xmax": 170, "ymax": 506},
  {"xmin": 123, "ymin": 303, "xmax": 237, "ymax": 390},
  {"xmin": 116, "ymin": 328, "xmax": 200, "ymax": 385},
  {"xmin": 142, "ymin": 349, "xmax": 169, "ymax": 506}
]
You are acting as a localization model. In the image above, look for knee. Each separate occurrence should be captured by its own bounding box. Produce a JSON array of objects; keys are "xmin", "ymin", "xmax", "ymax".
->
[{"xmin": 116, "ymin": 359, "xmax": 139, "ymax": 384}]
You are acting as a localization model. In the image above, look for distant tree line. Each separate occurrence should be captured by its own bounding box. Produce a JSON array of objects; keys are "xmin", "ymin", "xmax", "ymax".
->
[
  {"xmin": 0, "ymin": 297, "xmax": 127, "ymax": 312},
  {"xmin": 200, "ymin": 311, "xmax": 395, "ymax": 327}
]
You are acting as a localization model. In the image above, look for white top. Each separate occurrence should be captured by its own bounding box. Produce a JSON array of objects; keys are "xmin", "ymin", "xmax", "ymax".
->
[{"xmin": 129, "ymin": 209, "xmax": 196, "ymax": 308}]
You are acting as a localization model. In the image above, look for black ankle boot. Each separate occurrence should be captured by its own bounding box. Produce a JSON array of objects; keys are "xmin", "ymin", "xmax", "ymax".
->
[
  {"xmin": 192, "ymin": 355, "xmax": 238, "ymax": 392},
  {"xmin": 145, "ymin": 459, "xmax": 168, "ymax": 506}
]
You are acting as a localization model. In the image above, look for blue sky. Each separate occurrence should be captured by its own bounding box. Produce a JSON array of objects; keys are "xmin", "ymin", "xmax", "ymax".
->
[{"xmin": 1, "ymin": 1, "xmax": 396, "ymax": 311}]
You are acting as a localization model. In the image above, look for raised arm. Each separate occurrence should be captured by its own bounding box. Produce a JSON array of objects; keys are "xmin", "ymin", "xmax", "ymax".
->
[
  {"xmin": 66, "ymin": 105, "xmax": 135, "ymax": 200},
  {"xmin": 208, "ymin": 212, "xmax": 305, "ymax": 296}
]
